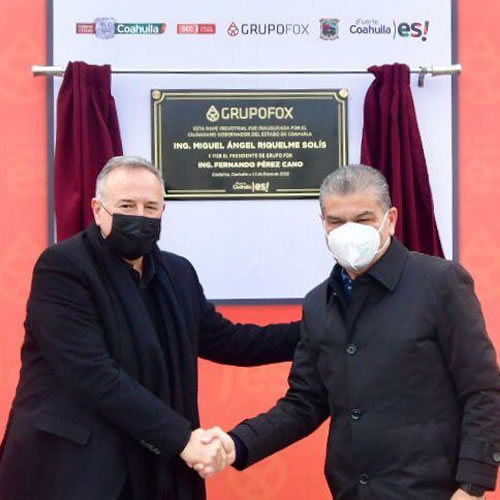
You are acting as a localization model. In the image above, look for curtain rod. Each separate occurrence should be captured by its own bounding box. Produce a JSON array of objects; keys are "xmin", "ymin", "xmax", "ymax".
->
[{"xmin": 32, "ymin": 64, "xmax": 462, "ymax": 77}]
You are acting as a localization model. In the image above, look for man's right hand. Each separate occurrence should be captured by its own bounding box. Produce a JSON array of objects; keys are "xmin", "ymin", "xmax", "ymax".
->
[
  {"xmin": 180, "ymin": 428, "xmax": 227, "ymax": 476},
  {"xmin": 195, "ymin": 426, "xmax": 236, "ymax": 478}
]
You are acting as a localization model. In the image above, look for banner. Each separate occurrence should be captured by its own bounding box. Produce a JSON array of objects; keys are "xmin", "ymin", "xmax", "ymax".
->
[{"xmin": 52, "ymin": 0, "xmax": 454, "ymax": 300}]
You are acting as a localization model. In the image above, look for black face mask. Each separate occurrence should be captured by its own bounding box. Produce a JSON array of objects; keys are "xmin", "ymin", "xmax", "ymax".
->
[{"xmin": 104, "ymin": 212, "xmax": 161, "ymax": 260}]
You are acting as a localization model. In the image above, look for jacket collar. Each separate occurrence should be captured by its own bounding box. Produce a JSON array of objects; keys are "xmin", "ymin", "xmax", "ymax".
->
[
  {"xmin": 329, "ymin": 237, "xmax": 409, "ymax": 295},
  {"xmin": 365, "ymin": 237, "xmax": 409, "ymax": 291},
  {"xmin": 90, "ymin": 222, "xmax": 157, "ymax": 286}
]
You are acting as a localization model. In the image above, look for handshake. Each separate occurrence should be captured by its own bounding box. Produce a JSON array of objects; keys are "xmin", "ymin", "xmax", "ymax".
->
[{"xmin": 180, "ymin": 427, "xmax": 236, "ymax": 479}]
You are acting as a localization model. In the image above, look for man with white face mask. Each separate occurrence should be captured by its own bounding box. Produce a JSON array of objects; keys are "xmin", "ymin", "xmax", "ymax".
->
[
  {"xmin": 323, "ymin": 194, "xmax": 394, "ymax": 276},
  {"xmin": 205, "ymin": 165, "xmax": 500, "ymax": 500}
]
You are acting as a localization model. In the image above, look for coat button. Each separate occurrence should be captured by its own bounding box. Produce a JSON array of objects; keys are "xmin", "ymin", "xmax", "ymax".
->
[
  {"xmin": 351, "ymin": 408, "xmax": 362, "ymax": 420},
  {"xmin": 359, "ymin": 474, "xmax": 369, "ymax": 485},
  {"xmin": 493, "ymin": 452, "xmax": 500, "ymax": 463},
  {"xmin": 346, "ymin": 344, "xmax": 357, "ymax": 355}
]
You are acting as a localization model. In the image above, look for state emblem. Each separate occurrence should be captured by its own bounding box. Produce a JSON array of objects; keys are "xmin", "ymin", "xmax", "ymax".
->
[
  {"xmin": 320, "ymin": 18, "xmax": 339, "ymax": 40},
  {"xmin": 95, "ymin": 17, "xmax": 116, "ymax": 40}
]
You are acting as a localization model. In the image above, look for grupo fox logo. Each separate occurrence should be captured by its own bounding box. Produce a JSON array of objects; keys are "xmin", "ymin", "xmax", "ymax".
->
[
  {"xmin": 227, "ymin": 22, "xmax": 239, "ymax": 37},
  {"xmin": 205, "ymin": 104, "xmax": 294, "ymax": 122},
  {"xmin": 206, "ymin": 106, "xmax": 220, "ymax": 122},
  {"xmin": 227, "ymin": 21, "xmax": 309, "ymax": 37}
]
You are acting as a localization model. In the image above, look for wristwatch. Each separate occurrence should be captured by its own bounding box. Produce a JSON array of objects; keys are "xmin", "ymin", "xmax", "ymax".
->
[{"xmin": 460, "ymin": 482, "xmax": 486, "ymax": 496}]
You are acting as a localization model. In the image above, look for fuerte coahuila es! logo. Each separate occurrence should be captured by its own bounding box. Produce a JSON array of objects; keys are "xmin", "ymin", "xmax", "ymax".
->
[
  {"xmin": 394, "ymin": 20, "xmax": 429, "ymax": 41},
  {"xmin": 76, "ymin": 18, "xmax": 167, "ymax": 39},
  {"xmin": 348, "ymin": 18, "xmax": 430, "ymax": 41}
]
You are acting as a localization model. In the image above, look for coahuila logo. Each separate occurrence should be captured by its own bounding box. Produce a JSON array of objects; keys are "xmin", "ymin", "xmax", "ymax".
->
[
  {"xmin": 350, "ymin": 19, "xmax": 391, "ymax": 35},
  {"xmin": 227, "ymin": 22, "xmax": 309, "ymax": 37},
  {"xmin": 206, "ymin": 105, "xmax": 294, "ymax": 122},
  {"xmin": 349, "ymin": 19, "xmax": 430, "ymax": 41},
  {"xmin": 76, "ymin": 18, "xmax": 166, "ymax": 39}
]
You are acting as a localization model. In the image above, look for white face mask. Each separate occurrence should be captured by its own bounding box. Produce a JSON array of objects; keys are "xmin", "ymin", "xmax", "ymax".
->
[{"xmin": 326, "ymin": 211, "xmax": 390, "ymax": 272}]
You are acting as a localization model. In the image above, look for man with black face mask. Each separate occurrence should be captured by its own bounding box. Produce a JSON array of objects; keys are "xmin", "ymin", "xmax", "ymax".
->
[{"xmin": 0, "ymin": 156, "xmax": 301, "ymax": 500}]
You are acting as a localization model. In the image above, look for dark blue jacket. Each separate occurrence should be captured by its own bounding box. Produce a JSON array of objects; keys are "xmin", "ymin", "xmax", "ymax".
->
[
  {"xmin": 232, "ymin": 239, "xmax": 500, "ymax": 499},
  {"xmin": 0, "ymin": 223, "xmax": 300, "ymax": 500}
]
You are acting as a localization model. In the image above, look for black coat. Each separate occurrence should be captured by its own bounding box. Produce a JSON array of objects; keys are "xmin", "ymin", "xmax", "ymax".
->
[
  {"xmin": 232, "ymin": 239, "xmax": 500, "ymax": 499},
  {"xmin": 0, "ymin": 223, "xmax": 300, "ymax": 500}
]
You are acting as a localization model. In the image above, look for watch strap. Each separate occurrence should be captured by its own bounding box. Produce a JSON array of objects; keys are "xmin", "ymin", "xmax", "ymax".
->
[{"xmin": 460, "ymin": 482, "xmax": 486, "ymax": 496}]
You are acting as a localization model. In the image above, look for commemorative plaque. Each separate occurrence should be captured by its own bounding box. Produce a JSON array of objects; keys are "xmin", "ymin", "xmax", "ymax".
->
[{"xmin": 151, "ymin": 89, "xmax": 348, "ymax": 199}]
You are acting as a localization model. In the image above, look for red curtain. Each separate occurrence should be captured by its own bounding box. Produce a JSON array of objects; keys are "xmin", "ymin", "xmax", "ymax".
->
[
  {"xmin": 54, "ymin": 61, "xmax": 123, "ymax": 241},
  {"xmin": 361, "ymin": 63, "xmax": 444, "ymax": 257}
]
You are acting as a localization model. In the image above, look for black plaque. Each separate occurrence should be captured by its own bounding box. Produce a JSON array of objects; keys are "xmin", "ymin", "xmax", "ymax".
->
[{"xmin": 151, "ymin": 90, "xmax": 348, "ymax": 199}]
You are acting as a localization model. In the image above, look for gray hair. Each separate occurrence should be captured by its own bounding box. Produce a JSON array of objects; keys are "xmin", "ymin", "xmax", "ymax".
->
[
  {"xmin": 319, "ymin": 164, "xmax": 392, "ymax": 212},
  {"xmin": 95, "ymin": 155, "xmax": 163, "ymax": 201}
]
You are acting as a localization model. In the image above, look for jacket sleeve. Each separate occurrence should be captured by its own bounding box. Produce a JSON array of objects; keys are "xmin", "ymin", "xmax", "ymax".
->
[
  {"xmin": 437, "ymin": 262, "xmax": 500, "ymax": 490},
  {"xmin": 229, "ymin": 316, "xmax": 330, "ymax": 468},
  {"xmin": 26, "ymin": 247, "xmax": 192, "ymax": 460},
  {"xmin": 194, "ymin": 268, "xmax": 301, "ymax": 366}
]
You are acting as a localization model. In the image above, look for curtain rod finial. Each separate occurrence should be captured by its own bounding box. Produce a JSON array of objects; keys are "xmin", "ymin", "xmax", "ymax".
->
[
  {"xmin": 431, "ymin": 64, "xmax": 462, "ymax": 76},
  {"xmin": 32, "ymin": 65, "xmax": 65, "ymax": 77}
]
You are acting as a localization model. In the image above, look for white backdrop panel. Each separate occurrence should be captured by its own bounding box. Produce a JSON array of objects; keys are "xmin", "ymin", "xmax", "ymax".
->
[{"xmin": 53, "ymin": 0, "xmax": 454, "ymax": 300}]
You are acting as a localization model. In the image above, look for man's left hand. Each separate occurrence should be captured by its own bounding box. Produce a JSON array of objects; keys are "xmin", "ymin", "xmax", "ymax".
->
[
  {"xmin": 451, "ymin": 488, "xmax": 485, "ymax": 500},
  {"xmin": 193, "ymin": 427, "xmax": 236, "ymax": 479}
]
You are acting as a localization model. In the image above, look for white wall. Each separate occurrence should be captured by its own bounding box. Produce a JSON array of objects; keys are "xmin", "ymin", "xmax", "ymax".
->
[{"xmin": 53, "ymin": 0, "xmax": 453, "ymax": 299}]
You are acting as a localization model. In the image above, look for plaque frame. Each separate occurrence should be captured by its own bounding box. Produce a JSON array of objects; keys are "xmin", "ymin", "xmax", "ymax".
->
[{"xmin": 152, "ymin": 89, "xmax": 348, "ymax": 199}]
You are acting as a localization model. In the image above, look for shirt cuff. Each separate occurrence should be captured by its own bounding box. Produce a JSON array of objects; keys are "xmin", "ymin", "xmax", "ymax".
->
[
  {"xmin": 229, "ymin": 431, "xmax": 248, "ymax": 469},
  {"xmin": 456, "ymin": 459, "xmax": 498, "ymax": 491}
]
